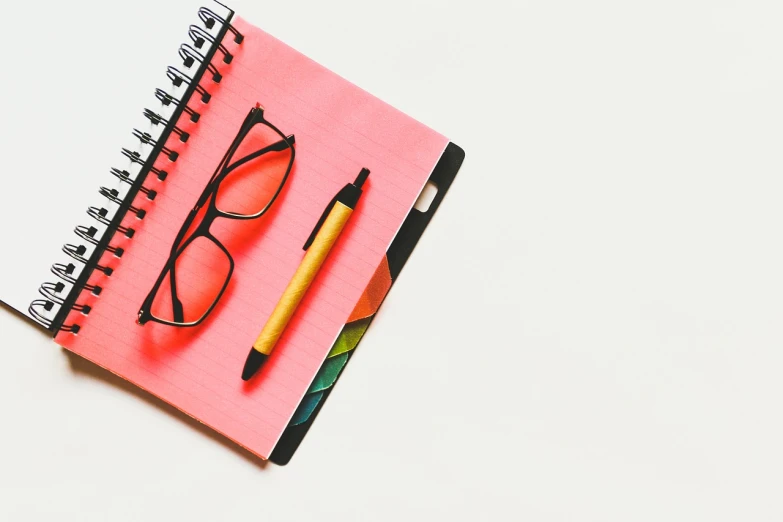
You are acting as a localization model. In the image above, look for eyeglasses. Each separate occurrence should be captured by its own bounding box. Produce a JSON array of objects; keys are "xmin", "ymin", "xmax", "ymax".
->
[{"xmin": 138, "ymin": 104, "xmax": 295, "ymax": 327}]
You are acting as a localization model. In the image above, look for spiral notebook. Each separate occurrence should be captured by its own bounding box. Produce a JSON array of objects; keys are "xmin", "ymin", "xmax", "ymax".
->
[{"xmin": 0, "ymin": 2, "xmax": 463, "ymax": 461}]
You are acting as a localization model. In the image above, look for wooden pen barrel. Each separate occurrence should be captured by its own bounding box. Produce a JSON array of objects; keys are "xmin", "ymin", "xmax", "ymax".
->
[{"xmin": 252, "ymin": 202, "xmax": 353, "ymax": 355}]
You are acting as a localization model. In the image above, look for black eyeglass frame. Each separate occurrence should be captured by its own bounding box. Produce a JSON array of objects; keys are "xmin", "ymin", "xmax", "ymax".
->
[{"xmin": 138, "ymin": 105, "xmax": 295, "ymax": 327}]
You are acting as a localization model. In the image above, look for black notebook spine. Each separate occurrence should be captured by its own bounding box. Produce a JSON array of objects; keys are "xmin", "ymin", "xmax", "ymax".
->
[{"xmin": 28, "ymin": 4, "xmax": 242, "ymax": 334}]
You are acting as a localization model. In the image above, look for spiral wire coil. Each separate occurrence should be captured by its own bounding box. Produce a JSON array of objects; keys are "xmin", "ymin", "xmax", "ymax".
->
[{"xmin": 28, "ymin": 5, "xmax": 242, "ymax": 332}]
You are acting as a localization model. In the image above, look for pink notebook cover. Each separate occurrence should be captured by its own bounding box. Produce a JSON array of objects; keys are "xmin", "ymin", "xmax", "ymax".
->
[{"xmin": 55, "ymin": 17, "xmax": 448, "ymax": 458}]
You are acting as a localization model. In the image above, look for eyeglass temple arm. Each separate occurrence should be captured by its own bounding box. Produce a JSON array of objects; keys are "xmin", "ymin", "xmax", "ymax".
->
[
  {"xmin": 169, "ymin": 133, "xmax": 297, "ymax": 253},
  {"xmin": 168, "ymin": 263, "xmax": 185, "ymax": 323},
  {"xmin": 194, "ymin": 133, "xmax": 295, "ymax": 211},
  {"xmin": 223, "ymin": 134, "xmax": 296, "ymax": 175}
]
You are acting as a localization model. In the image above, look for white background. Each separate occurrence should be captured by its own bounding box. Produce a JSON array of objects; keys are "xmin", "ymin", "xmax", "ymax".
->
[{"xmin": 2, "ymin": 0, "xmax": 783, "ymax": 520}]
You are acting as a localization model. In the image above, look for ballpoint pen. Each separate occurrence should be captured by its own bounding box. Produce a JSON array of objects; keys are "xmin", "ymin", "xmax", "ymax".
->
[{"xmin": 242, "ymin": 168, "xmax": 370, "ymax": 381}]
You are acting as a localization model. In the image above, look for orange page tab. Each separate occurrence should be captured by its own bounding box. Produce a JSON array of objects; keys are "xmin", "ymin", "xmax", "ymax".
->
[{"xmin": 55, "ymin": 19, "xmax": 448, "ymax": 458}]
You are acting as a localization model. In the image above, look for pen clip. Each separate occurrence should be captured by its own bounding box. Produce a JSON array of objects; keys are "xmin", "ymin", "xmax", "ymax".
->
[
  {"xmin": 303, "ymin": 169, "xmax": 369, "ymax": 250},
  {"xmin": 304, "ymin": 194, "xmax": 339, "ymax": 251}
]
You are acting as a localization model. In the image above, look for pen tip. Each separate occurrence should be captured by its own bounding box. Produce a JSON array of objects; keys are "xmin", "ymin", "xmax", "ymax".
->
[
  {"xmin": 354, "ymin": 168, "xmax": 370, "ymax": 189},
  {"xmin": 242, "ymin": 349, "xmax": 268, "ymax": 381}
]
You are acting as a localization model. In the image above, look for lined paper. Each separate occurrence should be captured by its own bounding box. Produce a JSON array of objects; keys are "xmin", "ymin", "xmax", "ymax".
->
[{"xmin": 56, "ymin": 18, "xmax": 448, "ymax": 458}]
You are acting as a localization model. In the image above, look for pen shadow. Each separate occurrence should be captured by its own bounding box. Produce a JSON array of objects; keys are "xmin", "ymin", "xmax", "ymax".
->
[{"xmin": 62, "ymin": 348, "xmax": 270, "ymax": 470}]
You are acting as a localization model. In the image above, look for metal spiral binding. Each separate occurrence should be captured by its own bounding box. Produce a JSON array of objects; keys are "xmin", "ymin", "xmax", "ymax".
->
[
  {"xmin": 50, "ymin": 263, "xmax": 102, "ymax": 295},
  {"xmin": 27, "ymin": 4, "xmax": 242, "ymax": 333},
  {"xmin": 167, "ymin": 67, "xmax": 212, "ymax": 104},
  {"xmin": 155, "ymin": 89, "xmax": 200, "ymax": 123},
  {"xmin": 39, "ymin": 282, "xmax": 66, "ymax": 305},
  {"xmin": 38, "ymin": 282, "xmax": 92, "ymax": 317},
  {"xmin": 179, "ymin": 44, "xmax": 223, "ymax": 83},
  {"xmin": 121, "ymin": 148, "xmax": 169, "ymax": 180},
  {"xmin": 75, "ymin": 225, "xmax": 125, "ymax": 257},
  {"xmin": 86, "ymin": 206, "xmax": 136, "ymax": 238},
  {"xmin": 99, "ymin": 187, "xmax": 147, "ymax": 219},
  {"xmin": 143, "ymin": 109, "xmax": 190, "ymax": 142},
  {"xmin": 198, "ymin": 6, "xmax": 243, "ymax": 44},
  {"xmin": 133, "ymin": 129, "xmax": 180, "ymax": 161},
  {"xmin": 188, "ymin": 25, "xmax": 233, "ymax": 64},
  {"xmin": 110, "ymin": 168, "xmax": 158, "ymax": 199}
]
